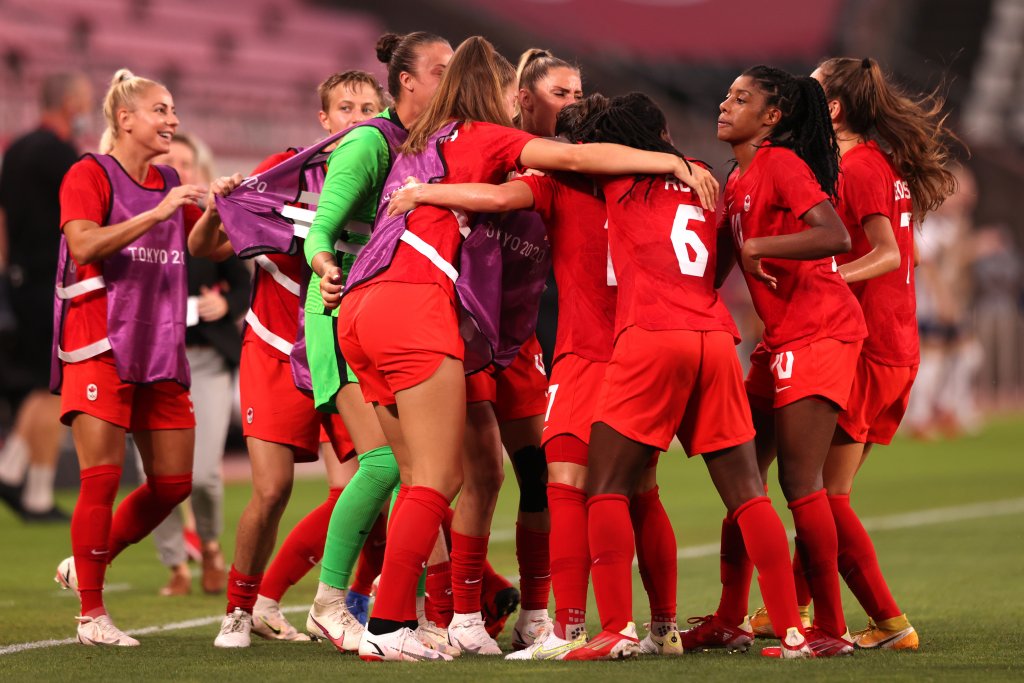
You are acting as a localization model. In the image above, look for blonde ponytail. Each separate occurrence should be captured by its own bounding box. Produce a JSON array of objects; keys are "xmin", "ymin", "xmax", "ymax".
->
[{"xmin": 101, "ymin": 68, "xmax": 163, "ymax": 151}]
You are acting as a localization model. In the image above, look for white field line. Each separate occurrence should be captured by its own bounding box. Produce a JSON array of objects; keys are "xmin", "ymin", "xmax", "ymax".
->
[{"xmin": 3, "ymin": 496, "xmax": 1022, "ymax": 656}]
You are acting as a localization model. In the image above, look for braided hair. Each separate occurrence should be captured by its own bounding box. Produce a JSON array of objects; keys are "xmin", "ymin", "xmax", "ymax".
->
[
  {"xmin": 743, "ymin": 65, "xmax": 840, "ymax": 201},
  {"xmin": 584, "ymin": 92, "xmax": 698, "ymax": 202},
  {"xmin": 553, "ymin": 93, "xmax": 609, "ymax": 143}
]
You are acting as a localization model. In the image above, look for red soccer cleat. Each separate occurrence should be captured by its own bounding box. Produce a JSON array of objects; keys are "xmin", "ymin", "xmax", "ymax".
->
[{"xmin": 679, "ymin": 614, "xmax": 754, "ymax": 653}]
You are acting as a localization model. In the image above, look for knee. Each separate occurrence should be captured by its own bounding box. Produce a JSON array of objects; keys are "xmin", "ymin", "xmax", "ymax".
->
[
  {"xmin": 149, "ymin": 475, "xmax": 192, "ymax": 508},
  {"xmin": 462, "ymin": 458, "xmax": 504, "ymax": 498},
  {"xmin": 251, "ymin": 479, "xmax": 292, "ymax": 514},
  {"xmin": 357, "ymin": 446, "xmax": 401, "ymax": 496},
  {"xmin": 777, "ymin": 469, "xmax": 823, "ymax": 503}
]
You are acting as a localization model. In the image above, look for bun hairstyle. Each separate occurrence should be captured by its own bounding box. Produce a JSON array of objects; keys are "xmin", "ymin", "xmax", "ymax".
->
[
  {"xmin": 375, "ymin": 31, "xmax": 449, "ymax": 99},
  {"xmin": 817, "ymin": 56, "xmax": 959, "ymax": 219},
  {"xmin": 742, "ymin": 65, "xmax": 840, "ymax": 201},
  {"xmin": 400, "ymin": 36, "xmax": 516, "ymax": 155},
  {"xmin": 99, "ymin": 68, "xmax": 163, "ymax": 153}
]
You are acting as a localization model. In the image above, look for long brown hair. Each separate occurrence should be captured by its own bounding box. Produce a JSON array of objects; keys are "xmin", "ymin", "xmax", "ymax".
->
[
  {"xmin": 401, "ymin": 36, "xmax": 516, "ymax": 154},
  {"xmin": 817, "ymin": 57, "xmax": 959, "ymax": 219}
]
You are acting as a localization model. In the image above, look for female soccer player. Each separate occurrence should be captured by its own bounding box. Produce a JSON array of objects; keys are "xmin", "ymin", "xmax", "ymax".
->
[
  {"xmin": 386, "ymin": 94, "xmax": 688, "ymax": 660},
  {"xmin": 302, "ymin": 32, "xmax": 456, "ymax": 654},
  {"xmin": 711, "ymin": 65, "xmax": 867, "ymax": 658},
  {"xmin": 52, "ymin": 69, "xmax": 225, "ymax": 646},
  {"xmin": 337, "ymin": 36, "xmax": 716, "ymax": 662},
  {"xmin": 800, "ymin": 56, "xmax": 956, "ymax": 651},
  {"xmin": 188, "ymin": 69, "xmax": 384, "ymax": 648}
]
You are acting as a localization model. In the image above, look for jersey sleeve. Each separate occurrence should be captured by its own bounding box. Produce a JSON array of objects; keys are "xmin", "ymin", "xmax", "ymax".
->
[
  {"xmin": 766, "ymin": 148, "xmax": 829, "ymax": 220},
  {"xmin": 517, "ymin": 174, "xmax": 558, "ymax": 223},
  {"xmin": 59, "ymin": 158, "xmax": 111, "ymax": 229},
  {"xmin": 841, "ymin": 156, "xmax": 891, "ymax": 226},
  {"xmin": 304, "ymin": 125, "xmax": 389, "ymax": 266},
  {"xmin": 475, "ymin": 123, "xmax": 536, "ymax": 172}
]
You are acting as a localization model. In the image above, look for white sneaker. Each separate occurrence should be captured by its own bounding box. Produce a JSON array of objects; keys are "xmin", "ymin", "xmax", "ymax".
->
[
  {"xmin": 252, "ymin": 596, "xmax": 310, "ymax": 641},
  {"xmin": 447, "ymin": 611, "xmax": 502, "ymax": 655},
  {"xmin": 415, "ymin": 618, "xmax": 461, "ymax": 657},
  {"xmin": 306, "ymin": 594, "xmax": 364, "ymax": 652},
  {"xmin": 511, "ymin": 608, "xmax": 553, "ymax": 651},
  {"xmin": 639, "ymin": 623, "xmax": 684, "ymax": 655},
  {"xmin": 76, "ymin": 614, "xmax": 139, "ymax": 647},
  {"xmin": 55, "ymin": 556, "xmax": 80, "ymax": 596},
  {"xmin": 214, "ymin": 608, "xmax": 252, "ymax": 648},
  {"xmin": 760, "ymin": 627, "xmax": 815, "ymax": 659},
  {"xmin": 359, "ymin": 626, "xmax": 454, "ymax": 662},
  {"xmin": 506, "ymin": 622, "xmax": 586, "ymax": 661}
]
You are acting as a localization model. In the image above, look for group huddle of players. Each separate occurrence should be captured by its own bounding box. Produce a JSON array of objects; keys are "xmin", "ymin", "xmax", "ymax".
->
[{"xmin": 50, "ymin": 29, "xmax": 957, "ymax": 662}]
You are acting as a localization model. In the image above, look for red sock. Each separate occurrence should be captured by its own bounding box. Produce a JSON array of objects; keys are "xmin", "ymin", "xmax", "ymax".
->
[
  {"xmin": 72, "ymin": 465, "xmax": 121, "ymax": 617},
  {"xmin": 630, "ymin": 487, "xmax": 676, "ymax": 623},
  {"xmin": 373, "ymin": 485, "xmax": 447, "ymax": 623},
  {"xmin": 425, "ymin": 560, "xmax": 453, "ymax": 626},
  {"xmin": 388, "ymin": 484, "xmax": 409, "ymax": 535},
  {"xmin": 547, "ymin": 483, "xmax": 589, "ymax": 637},
  {"xmin": 587, "ymin": 493, "xmax": 634, "ymax": 634},
  {"xmin": 789, "ymin": 489, "xmax": 845, "ymax": 636},
  {"xmin": 351, "ymin": 511, "xmax": 387, "ymax": 595},
  {"xmin": 792, "ymin": 546, "xmax": 812, "ymax": 606},
  {"xmin": 260, "ymin": 487, "xmax": 343, "ymax": 602},
  {"xmin": 735, "ymin": 496, "xmax": 803, "ymax": 636},
  {"xmin": 715, "ymin": 512, "xmax": 753, "ymax": 625},
  {"xmin": 227, "ymin": 565, "xmax": 262, "ymax": 614},
  {"xmin": 515, "ymin": 523, "xmax": 550, "ymax": 610},
  {"xmin": 108, "ymin": 473, "xmax": 192, "ymax": 560},
  {"xmin": 829, "ymin": 493, "xmax": 901, "ymax": 621},
  {"xmin": 450, "ymin": 529, "xmax": 489, "ymax": 614}
]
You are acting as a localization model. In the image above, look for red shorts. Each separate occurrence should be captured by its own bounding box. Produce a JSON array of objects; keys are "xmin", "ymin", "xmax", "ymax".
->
[
  {"xmin": 542, "ymin": 353, "xmax": 607, "ymax": 448},
  {"xmin": 494, "ymin": 335, "xmax": 548, "ymax": 422},
  {"xmin": 466, "ymin": 371, "xmax": 497, "ymax": 404},
  {"xmin": 837, "ymin": 357, "xmax": 917, "ymax": 445},
  {"xmin": 240, "ymin": 340, "xmax": 322, "ymax": 462},
  {"xmin": 594, "ymin": 327, "xmax": 754, "ymax": 455},
  {"xmin": 320, "ymin": 412, "xmax": 358, "ymax": 462},
  {"xmin": 59, "ymin": 353, "xmax": 195, "ymax": 432},
  {"xmin": 746, "ymin": 338, "xmax": 864, "ymax": 412},
  {"xmin": 339, "ymin": 282, "xmax": 463, "ymax": 406}
]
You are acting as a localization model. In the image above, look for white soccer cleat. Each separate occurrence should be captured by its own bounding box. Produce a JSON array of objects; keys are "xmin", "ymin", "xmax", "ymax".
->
[
  {"xmin": 359, "ymin": 627, "xmax": 454, "ymax": 662},
  {"xmin": 214, "ymin": 608, "xmax": 253, "ymax": 648},
  {"xmin": 639, "ymin": 623, "xmax": 684, "ymax": 655},
  {"xmin": 415, "ymin": 618, "xmax": 461, "ymax": 657},
  {"xmin": 506, "ymin": 622, "xmax": 586, "ymax": 661},
  {"xmin": 55, "ymin": 556, "xmax": 80, "ymax": 596},
  {"xmin": 447, "ymin": 611, "xmax": 502, "ymax": 655},
  {"xmin": 251, "ymin": 596, "xmax": 311, "ymax": 641},
  {"xmin": 510, "ymin": 608, "xmax": 554, "ymax": 651},
  {"xmin": 761, "ymin": 627, "xmax": 815, "ymax": 659},
  {"xmin": 76, "ymin": 614, "xmax": 139, "ymax": 647},
  {"xmin": 306, "ymin": 594, "xmax": 364, "ymax": 652}
]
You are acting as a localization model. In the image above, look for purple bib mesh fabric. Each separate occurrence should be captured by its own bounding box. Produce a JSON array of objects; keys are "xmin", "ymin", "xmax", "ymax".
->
[
  {"xmin": 347, "ymin": 122, "xmax": 551, "ymax": 372},
  {"xmin": 213, "ymin": 118, "xmax": 406, "ymax": 389},
  {"xmin": 51, "ymin": 154, "xmax": 190, "ymax": 390}
]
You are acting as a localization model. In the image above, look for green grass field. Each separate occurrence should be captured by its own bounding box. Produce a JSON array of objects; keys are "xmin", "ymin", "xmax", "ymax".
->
[{"xmin": 2, "ymin": 418, "xmax": 1023, "ymax": 682}]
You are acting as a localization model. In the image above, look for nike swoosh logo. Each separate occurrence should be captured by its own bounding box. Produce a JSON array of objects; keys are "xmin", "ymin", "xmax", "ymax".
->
[
  {"xmin": 464, "ymin": 578, "xmax": 482, "ymax": 584},
  {"xmin": 870, "ymin": 629, "xmax": 911, "ymax": 648},
  {"xmin": 775, "ymin": 385, "xmax": 791, "ymax": 393},
  {"xmin": 534, "ymin": 641, "xmax": 581, "ymax": 659},
  {"xmin": 259, "ymin": 616, "xmax": 282, "ymax": 635},
  {"xmin": 90, "ymin": 549, "xmax": 109, "ymax": 555}
]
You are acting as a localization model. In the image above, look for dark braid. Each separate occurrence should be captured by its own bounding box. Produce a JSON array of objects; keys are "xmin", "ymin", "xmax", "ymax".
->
[
  {"xmin": 554, "ymin": 93, "xmax": 609, "ymax": 143},
  {"xmin": 743, "ymin": 65, "xmax": 840, "ymax": 201}
]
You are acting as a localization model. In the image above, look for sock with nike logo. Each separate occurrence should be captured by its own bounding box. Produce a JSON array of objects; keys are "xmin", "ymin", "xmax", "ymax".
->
[
  {"xmin": 107, "ymin": 473, "xmax": 192, "ymax": 560},
  {"xmin": 72, "ymin": 465, "xmax": 121, "ymax": 617},
  {"xmin": 631, "ymin": 486, "xmax": 677, "ymax": 627},
  {"xmin": 587, "ymin": 493, "xmax": 634, "ymax": 634},
  {"xmin": 790, "ymin": 489, "xmax": 846, "ymax": 637},
  {"xmin": 261, "ymin": 487, "xmax": 343, "ymax": 602},
  {"xmin": 350, "ymin": 510, "xmax": 388, "ymax": 596},
  {"xmin": 226, "ymin": 566, "xmax": 262, "ymax": 614},
  {"xmin": 829, "ymin": 493, "xmax": 902, "ymax": 621},
  {"xmin": 450, "ymin": 530, "xmax": 489, "ymax": 614}
]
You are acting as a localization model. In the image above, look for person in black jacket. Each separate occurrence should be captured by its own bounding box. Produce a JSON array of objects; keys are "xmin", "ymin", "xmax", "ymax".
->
[{"xmin": 0, "ymin": 71, "xmax": 93, "ymax": 521}]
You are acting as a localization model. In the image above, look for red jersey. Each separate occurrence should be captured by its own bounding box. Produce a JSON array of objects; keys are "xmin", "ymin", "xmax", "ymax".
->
[
  {"xmin": 835, "ymin": 141, "xmax": 918, "ymax": 366},
  {"xmin": 520, "ymin": 173, "xmax": 615, "ymax": 363},
  {"xmin": 378, "ymin": 122, "xmax": 535, "ymax": 297},
  {"xmin": 58, "ymin": 157, "xmax": 202, "ymax": 354},
  {"xmin": 603, "ymin": 173, "xmax": 738, "ymax": 340},
  {"xmin": 244, "ymin": 150, "xmax": 304, "ymax": 361},
  {"xmin": 723, "ymin": 144, "xmax": 866, "ymax": 352}
]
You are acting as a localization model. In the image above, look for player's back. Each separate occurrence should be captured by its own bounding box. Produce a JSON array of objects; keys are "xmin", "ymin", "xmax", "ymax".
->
[{"xmin": 603, "ymin": 172, "xmax": 738, "ymax": 340}]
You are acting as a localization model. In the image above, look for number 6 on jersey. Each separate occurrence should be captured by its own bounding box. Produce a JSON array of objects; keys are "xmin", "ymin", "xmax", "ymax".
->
[{"xmin": 671, "ymin": 204, "xmax": 709, "ymax": 277}]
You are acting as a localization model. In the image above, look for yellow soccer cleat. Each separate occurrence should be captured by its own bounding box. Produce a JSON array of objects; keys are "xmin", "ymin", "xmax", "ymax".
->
[
  {"xmin": 851, "ymin": 615, "xmax": 919, "ymax": 651},
  {"xmin": 749, "ymin": 605, "xmax": 811, "ymax": 638}
]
